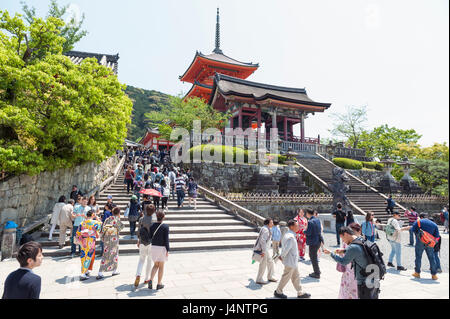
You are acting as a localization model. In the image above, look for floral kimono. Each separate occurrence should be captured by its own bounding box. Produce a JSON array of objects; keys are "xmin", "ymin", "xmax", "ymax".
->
[
  {"xmin": 338, "ymin": 242, "xmax": 358, "ymax": 299},
  {"xmin": 76, "ymin": 218, "xmax": 102, "ymax": 274},
  {"xmin": 99, "ymin": 216, "xmax": 124, "ymax": 273},
  {"xmin": 294, "ymin": 215, "xmax": 308, "ymax": 258}
]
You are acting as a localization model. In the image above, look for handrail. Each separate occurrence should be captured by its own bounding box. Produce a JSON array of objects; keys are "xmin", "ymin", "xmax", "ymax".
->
[
  {"xmin": 315, "ymin": 152, "xmax": 408, "ymax": 212},
  {"xmin": 295, "ymin": 161, "xmax": 367, "ymax": 216},
  {"xmin": 198, "ymin": 185, "xmax": 265, "ymax": 227}
]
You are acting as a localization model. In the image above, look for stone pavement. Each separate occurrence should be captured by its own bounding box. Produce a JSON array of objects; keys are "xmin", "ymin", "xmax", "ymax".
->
[{"xmin": 0, "ymin": 248, "xmax": 448, "ymax": 299}]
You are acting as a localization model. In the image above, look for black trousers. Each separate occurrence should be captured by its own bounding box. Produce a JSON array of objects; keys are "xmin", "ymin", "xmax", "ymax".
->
[
  {"xmin": 309, "ymin": 244, "xmax": 321, "ymax": 275},
  {"xmin": 386, "ymin": 207, "xmax": 394, "ymax": 214},
  {"xmin": 161, "ymin": 197, "xmax": 168, "ymax": 209},
  {"xmin": 358, "ymin": 283, "xmax": 380, "ymax": 299}
]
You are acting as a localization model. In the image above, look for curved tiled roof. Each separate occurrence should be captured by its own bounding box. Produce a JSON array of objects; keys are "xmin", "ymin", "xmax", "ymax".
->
[
  {"xmin": 209, "ymin": 74, "xmax": 331, "ymax": 109},
  {"xmin": 64, "ymin": 50, "xmax": 119, "ymax": 74}
]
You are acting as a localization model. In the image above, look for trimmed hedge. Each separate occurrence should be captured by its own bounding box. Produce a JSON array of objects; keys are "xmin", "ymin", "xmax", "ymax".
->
[
  {"xmin": 333, "ymin": 158, "xmax": 383, "ymax": 171},
  {"xmin": 332, "ymin": 158, "xmax": 363, "ymax": 170},
  {"xmin": 362, "ymin": 161, "xmax": 383, "ymax": 171},
  {"xmin": 188, "ymin": 145, "xmax": 286, "ymax": 164}
]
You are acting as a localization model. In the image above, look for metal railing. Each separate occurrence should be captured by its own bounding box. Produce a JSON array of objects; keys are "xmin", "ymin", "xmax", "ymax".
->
[{"xmin": 198, "ymin": 185, "xmax": 265, "ymax": 227}]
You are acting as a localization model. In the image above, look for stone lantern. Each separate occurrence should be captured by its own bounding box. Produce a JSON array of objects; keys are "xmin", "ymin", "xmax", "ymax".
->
[
  {"xmin": 279, "ymin": 147, "xmax": 307, "ymax": 193},
  {"xmin": 397, "ymin": 157, "xmax": 422, "ymax": 194},
  {"xmin": 379, "ymin": 157, "xmax": 400, "ymax": 194},
  {"xmin": 325, "ymin": 141, "xmax": 336, "ymax": 160}
]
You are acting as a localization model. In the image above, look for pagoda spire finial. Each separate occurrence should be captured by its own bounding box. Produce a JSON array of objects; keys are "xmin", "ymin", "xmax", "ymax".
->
[{"xmin": 213, "ymin": 8, "xmax": 223, "ymax": 54}]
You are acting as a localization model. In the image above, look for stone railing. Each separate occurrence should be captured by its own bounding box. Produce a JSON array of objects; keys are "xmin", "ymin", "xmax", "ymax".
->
[
  {"xmin": 188, "ymin": 131, "xmax": 367, "ymax": 160},
  {"xmin": 393, "ymin": 194, "xmax": 449, "ymax": 204},
  {"xmin": 220, "ymin": 192, "xmax": 332, "ymax": 203},
  {"xmin": 198, "ymin": 185, "xmax": 265, "ymax": 227}
]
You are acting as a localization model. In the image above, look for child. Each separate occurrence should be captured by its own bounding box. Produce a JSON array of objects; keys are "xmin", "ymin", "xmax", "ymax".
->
[{"xmin": 271, "ymin": 219, "xmax": 281, "ymax": 259}]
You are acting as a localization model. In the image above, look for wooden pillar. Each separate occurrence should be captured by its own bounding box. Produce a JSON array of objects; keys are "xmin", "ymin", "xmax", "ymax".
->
[
  {"xmin": 284, "ymin": 116, "xmax": 288, "ymax": 141},
  {"xmin": 301, "ymin": 113, "xmax": 305, "ymax": 143},
  {"xmin": 229, "ymin": 116, "xmax": 234, "ymax": 129},
  {"xmin": 238, "ymin": 107, "xmax": 243, "ymax": 129},
  {"xmin": 257, "ymin": 108, "xmax": 261, "ymax": 138},
  {"xmin": 271, "ymin": 108, "xmax": 277, "ymax": 137}
]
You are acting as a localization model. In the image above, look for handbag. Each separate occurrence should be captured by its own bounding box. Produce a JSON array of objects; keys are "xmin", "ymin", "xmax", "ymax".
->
[
  {"xmin": 336, "ymin": 263, "xmax": 346, "ymax": 273},
  {"xmin": 252, "ymin": 228, "xmax": 264, "ymax": 263}
]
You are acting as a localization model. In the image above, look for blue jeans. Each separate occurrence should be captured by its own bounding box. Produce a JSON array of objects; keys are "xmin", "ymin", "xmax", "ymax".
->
[
  {"xmin": 388, "ymin": 241, "xmax": 402, "ymax": 266},
  {"xmin": 71, "ymin": 225, "xmax": 80, "ymax": 254},
  {"xmin": 409, "ymin": 227, "xmax": 415, "ymax": 245},
  {"xmin": 414, "ymin": 236, "xmax": 437, "ymax": 275},
  {"xmin": 434, "ymin": 251, "xmax": 441, "ymax": 271},
  {"xmin": 177, "ymin": 190, "xmax": 185, "ymax": 207},
  {"xmin": 130, "ymin": 221, "xmax": 137, "ymax": 237},
  {"xmin": 365, "ymin": 235, "xmax": 375, "ymax": 242},
  {"xmin": 335, "ymin": 222, "xmax": 345, "ymax": 245}
]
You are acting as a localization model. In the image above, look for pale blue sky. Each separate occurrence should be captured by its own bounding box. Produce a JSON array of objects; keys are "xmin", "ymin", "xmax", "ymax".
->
[{"xmin": 3, "ymin": 0, "xmax": 449, "ymax": 146}]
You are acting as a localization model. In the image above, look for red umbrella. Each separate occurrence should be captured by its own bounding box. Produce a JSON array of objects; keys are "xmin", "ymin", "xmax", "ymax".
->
[{"xmin": 139, "ymin": 188, "xmax": 162, "ymax": 197}]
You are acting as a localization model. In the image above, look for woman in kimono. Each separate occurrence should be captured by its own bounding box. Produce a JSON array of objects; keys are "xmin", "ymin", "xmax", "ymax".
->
[
  {"xmin": 76, "ymin": 210, "xmax": 102, "ymax": 281},
  {"xmin": 294, "ymin": 209, "xmax": 308, "ymax": 261},
  {"xmin": 96, "ymin": 207, "xmax": 123, "ymax": 280},
  {"xmin": 337, "ymin": 222, "xmax": 361, "ymax": 299}
]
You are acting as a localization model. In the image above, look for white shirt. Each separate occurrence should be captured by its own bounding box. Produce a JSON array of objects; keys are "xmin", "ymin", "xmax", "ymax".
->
[
  {"xmin": 280, "ymin": 230, "xmax": 299, "ymax": 268},
  {"xmin": 387, "ymin": 218, "xmax": 402, "ymax": 243},
  {"xmin": 254, "ymin": 226, "xmax": 272, "ymax": 253}
]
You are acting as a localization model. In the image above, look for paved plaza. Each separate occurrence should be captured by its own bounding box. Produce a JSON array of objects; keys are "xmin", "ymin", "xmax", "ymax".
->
[{"xmin": 1, "ymin": 244, "xmax": 448, "ymax": 299}]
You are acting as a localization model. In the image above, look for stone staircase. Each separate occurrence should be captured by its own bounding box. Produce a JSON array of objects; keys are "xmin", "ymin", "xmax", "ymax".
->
[
  {"xmin": 297, "ymin": 155, "xmax": 409, "ymax": 223},
  {"xmin": 37, "ymin": 175, "xmax": 259, "ymax": 257}
]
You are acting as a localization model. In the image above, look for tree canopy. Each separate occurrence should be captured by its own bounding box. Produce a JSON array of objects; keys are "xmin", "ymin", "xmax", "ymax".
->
[
  {"xmin": 356, "ymin": 124, "xmax": 422, "ymax": 160},
  {"xmin": 0, "ymin": 9, "xmax": 132, "ymax": 176},
  {"xmin": 329, "ymin": 105, "xmax": 368, "ymax": 149},
  {"xmin": 21, "ymin": 0, "xmax": 87, "ymax": 53},
  {"xmin": 145, "ymin": 96, "xmax": 231, "ymax": 141}
]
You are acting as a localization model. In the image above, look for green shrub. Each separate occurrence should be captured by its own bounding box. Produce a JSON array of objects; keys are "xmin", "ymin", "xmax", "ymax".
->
[
  {"xmin": 332, "ymin": 157, "xmax": 363, "ymax": 170},
  {"xmin": 362, "ymin": 161, "xmax": 384, "ymax": 171},
  {"xmin": 188, "ymin": 145, "xmax": 252, "ymax": 163}
]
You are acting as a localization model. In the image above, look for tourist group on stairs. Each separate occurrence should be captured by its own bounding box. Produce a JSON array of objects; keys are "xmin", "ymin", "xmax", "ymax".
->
[{"xmin": 2, "ymin": 146, "xmax": 445, "ymax": 299}]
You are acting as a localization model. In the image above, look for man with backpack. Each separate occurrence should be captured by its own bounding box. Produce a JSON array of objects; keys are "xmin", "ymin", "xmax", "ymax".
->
[
  {"xmin": 385, "ymin": 211, "xmax": 410, "ymax": 271},
  {"xmin": 411, "ymin": 213, "xmax": 440, "ymax": 280},
  {"xmin": 324, "ymin": 226, "xmax": 384, "ymax": 299}
]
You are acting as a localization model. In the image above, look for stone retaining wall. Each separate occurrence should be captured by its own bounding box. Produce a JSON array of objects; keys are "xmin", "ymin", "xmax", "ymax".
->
[
  {"xmin": 185, "ymin": 162, "xmax": 306, "ymax": 193},
  {"xmin": 347, "ymin": 169, "xmax": 385, "ymax": 187},
  {"xmin": 0, "ymin": 155, "xmax": 120, "ymax": 230}
]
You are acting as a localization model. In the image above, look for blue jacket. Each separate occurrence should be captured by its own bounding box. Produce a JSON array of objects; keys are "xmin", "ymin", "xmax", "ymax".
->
[
  {"xmin": 411, "ymin": 218, "xmax": 439, "ymax": 238},
  {"xmin": 2, "ymin": 269, "xmax": 41, "ymax": 299},
  {"xmin": 305, "ymin": 216, "xmax": 321, "ymax": 246},
  {"xmin": 271, "ymin": 226, "xmax": 281, "ymax": 242}
]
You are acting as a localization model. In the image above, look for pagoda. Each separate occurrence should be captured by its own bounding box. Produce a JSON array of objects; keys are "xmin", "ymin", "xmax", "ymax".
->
[
  {"xmin": 179, "ymin": 8, "xmax": 259, "ymax": 101},
  {"xmin": 180, "ymin": 9, "xmax": 331, "ymax": 145}
]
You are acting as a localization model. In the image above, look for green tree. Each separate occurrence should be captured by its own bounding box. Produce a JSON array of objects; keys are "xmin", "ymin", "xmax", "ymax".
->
[
  {"xmin": 0, "ymin": 10, "xmax": 132, "ymax": 176},
  {"xmin": 357, "ymin": 124, "xmax": 422, "ymax": 160},
  {"xmin": 411, "ymin": 159, "xmax": 448, "ymax": 196},
  {"xmin": 329, "ymin": 105, "xmax": 368, "ymax": 148},
  {"xmin": 21, "ymin": 0, "xmax": 87, "ymax": 53},
  {"xmin": 145, "ymin": 96, "xmax": 231, "ymax": 141}
]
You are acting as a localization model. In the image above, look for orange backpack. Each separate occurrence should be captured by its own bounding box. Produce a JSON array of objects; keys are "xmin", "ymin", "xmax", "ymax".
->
[{"xmin": 417, "ymin": 219, "xmax": 439, "ymax": 248}]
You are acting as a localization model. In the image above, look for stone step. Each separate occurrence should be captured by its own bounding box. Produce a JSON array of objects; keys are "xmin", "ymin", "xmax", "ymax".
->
[
  {"xmin": 43, "ymin": 225, "xmax": 256, "ymax": 239},
  {"xmin": 38, "ymin": 232, "xmax": 259, "ymax": 247},
  {"xmin": 41, "ymin": 240, "xmax": 257, "ymax": 257},
  {"xmin": 118, "ymin": 214, "xmax": 235, "ymax": 221}
]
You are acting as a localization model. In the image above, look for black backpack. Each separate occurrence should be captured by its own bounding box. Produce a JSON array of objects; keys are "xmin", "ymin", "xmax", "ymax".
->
[
  {"xmin": 351, "ymin": 238, "xmax": 386, "ymax": 281},
  {"xmin": 139, "ymin": 224, "xmax": 151, "ymax": 246}
]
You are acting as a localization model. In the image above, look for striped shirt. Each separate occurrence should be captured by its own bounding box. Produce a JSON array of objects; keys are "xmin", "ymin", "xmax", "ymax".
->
[
  {"xmin": 175, "ymin": 177, "xmax": 186, "ymax": 191},
  {"xmin": 404, "ymin": 210, "xmax": 418, "ymax": 225}
]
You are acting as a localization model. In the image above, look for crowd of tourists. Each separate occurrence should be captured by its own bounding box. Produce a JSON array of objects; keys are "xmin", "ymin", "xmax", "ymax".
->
[
  {"xmin": 253, "ymin": 202, "xmax": 444, "ymax": 300},
  {"xmin": 1, "ymin": 146, "xmax": 446, "ymax": 298}
]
